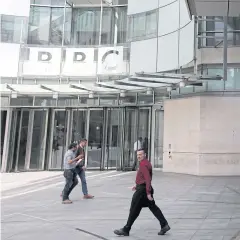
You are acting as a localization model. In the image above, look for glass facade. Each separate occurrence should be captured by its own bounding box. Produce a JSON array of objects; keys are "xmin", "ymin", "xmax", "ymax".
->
[
  {"xmin": 0, "ymin": 15, "xmax": 28, "ymax": 43},
  {"xmin": 27, "ymin": 4, "xmax": 127, "ymax": 46},
  {"xmin": 198, "ymin": 16, "xmax": 240, "ymax": 47},
  {"xmin": 1, "ymin": 106, "xmax": 163, "ymax": 172}
]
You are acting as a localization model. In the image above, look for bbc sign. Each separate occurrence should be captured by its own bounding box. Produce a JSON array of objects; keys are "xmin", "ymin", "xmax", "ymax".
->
[{"xmin": 21, "ymin": 46, "xmax": 128, "ymax": 76}]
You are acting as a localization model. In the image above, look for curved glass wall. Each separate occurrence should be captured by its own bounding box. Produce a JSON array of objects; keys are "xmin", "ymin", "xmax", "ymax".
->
[
  {"xmin": 127, "ymin": 9, "xmax": 158, "ymax": 41},
  {"xmin": 27, "ymin": 4, "xmax": 127, "ymax": 46}
]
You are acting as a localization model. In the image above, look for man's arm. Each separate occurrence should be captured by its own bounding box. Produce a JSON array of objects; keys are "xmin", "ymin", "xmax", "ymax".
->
[
  {"xmin": 140, "ymin": 163, "xmax": 151, "ymax": 195},
  {"xmin": 67, "ymin": 154, "xmax": 81, "ymax": 164}
]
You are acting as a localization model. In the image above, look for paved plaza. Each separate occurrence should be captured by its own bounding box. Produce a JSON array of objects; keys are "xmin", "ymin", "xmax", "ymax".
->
[{"xmin": 1, "ymin": 170, "xmax": 240, "ymax": 240}]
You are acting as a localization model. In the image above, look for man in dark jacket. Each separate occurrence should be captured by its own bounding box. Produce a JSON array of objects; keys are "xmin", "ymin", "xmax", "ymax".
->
[
  {"xmin": 114, "ymin": 149, "xmax": 170, "ymax": 236},
  {"xmin": 75, "ymin": 139, "xmax": 94, "ymax": 199}
]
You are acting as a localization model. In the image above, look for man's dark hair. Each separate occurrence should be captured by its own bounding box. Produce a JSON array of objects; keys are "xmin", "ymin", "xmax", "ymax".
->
[
  {"xmin": 78, "ymin": 138, "xmax": 87, "ymax": 144},
  {"xmin": 136, "ymin": 148, "xmax": 145, "ymax": 153},
  {"xmin": 68, "ymin": 142, "xmax": 77, "ymax": 149}
]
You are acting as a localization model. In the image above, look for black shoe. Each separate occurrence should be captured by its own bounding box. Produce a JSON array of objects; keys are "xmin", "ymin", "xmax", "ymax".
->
[
  {"xmin": 158, "ymin": 224, "xmax": 170, "ymax": 235},
  {"xmin": 114, "ymin": 228, "xmax": 129, "ymax": 236}
]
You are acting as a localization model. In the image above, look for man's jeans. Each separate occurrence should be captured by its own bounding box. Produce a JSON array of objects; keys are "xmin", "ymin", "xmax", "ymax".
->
[
  {"xmin": 75, "ymin": 166, "xmax": 88, "ymax": 195},
  {"xmin": 62, "ymin": 169, "xmax": 78, "ymax": 201}
]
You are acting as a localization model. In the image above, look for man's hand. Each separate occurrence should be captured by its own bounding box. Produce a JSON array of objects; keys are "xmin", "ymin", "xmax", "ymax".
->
[
  {"xmin": 82, "ymin": 166, "xmax": 86, "ymax": 171},
  {"xmin": 147, "ymin": 194, "xmax": 153, "ymax": 201},
  {"xmin": 132, "ymin": 186, "xmax": 136, "ymax": 191}
]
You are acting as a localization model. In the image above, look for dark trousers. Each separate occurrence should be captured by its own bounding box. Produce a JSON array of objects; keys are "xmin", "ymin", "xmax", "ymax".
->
[
  {"xmin": 124, "ymin": 184, "xmax": 168, "ymax": 232},
  {"xmin": 62, "ymin": 169, "xmax": 78, "ymax": 201}
]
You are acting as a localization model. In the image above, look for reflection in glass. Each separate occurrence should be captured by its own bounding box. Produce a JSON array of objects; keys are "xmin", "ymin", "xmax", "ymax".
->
[
  {"xmin": 154, "ymin": 110, "xmax": 164, "ymax": 168},
  {"xmin": 123, "ymin": 108, "xmax": 137, "ymax": 168},
  {"xmin": 0, "ymin": 15, "xmax": 28, "ymax": 43},
  {"xmin": 145, "ymin": 10, "xmax": 157, "ymax": 37},
  {"xmin": 30, "ymin": 110, "xmax": 47, "ymax": 169},
  {"xmin": 88, "ymin": 110, "xmax": 103, "ymax": 168},
  {"xmin": 72, "ymin": 8, "xmax": 100, "ymax": 45},
  {"xmin": 28, "ymin": 6, "xmax": 51, "ymax": 44},
  {"xmin": 71, "ymin": 110, "xmax": 87, "ymax": 142},
  {"xmin": 105, "ymin": 109, "xmax": 122, "ymax": 168},
  {"xmin": 138, "ymin": 108, "xmax": 150, "ymax": 158},
  {"xmin": 51, "ymin": 111, "xmax": 67, "ymax": 169},
  {"xmin": 17, "ymin": 111, "xmax": 30, "ymax": 170},
  {"xmin": 50, "ymin": 7, "xmax": 64, "ymax": 45},
  {"xmin": 128, "ymin": 9, "xmax": 157, "ymax": 41}
]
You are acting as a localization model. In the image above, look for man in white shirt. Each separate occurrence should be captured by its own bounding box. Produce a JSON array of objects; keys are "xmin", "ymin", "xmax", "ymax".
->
[{"xmin": 132, "ymin": 137, "xmax": 142, "ymax": 170}]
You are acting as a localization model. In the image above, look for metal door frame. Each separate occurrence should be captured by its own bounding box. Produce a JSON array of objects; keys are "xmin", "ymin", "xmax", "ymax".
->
[
  {"xmin": 24, "ymin": 109, "xmax": 49, "ymax": 170},
  {"xmin": 85, "ymin": 108, "xmax": 104, "ymax": 169},
  {"xmin": 48, "ymin": 109, "xmax": 69, "ymax": 170}
]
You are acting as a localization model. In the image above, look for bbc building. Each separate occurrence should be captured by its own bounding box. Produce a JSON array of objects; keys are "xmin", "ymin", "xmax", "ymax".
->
[{"xmin": 0, "ymin": 0, "xmax": 240, "ymax": 175}]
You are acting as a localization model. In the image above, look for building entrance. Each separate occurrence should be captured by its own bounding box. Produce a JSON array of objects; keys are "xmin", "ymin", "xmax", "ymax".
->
[{"xmin": 1, "ymin": 106, "xmax": 162, "ymax": 172}]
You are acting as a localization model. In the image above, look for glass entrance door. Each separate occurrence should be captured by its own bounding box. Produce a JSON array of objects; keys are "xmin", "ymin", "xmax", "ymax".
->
[
  {"xmin": 49, "ymin": 110, "xmax": 69, "ymax": 169},
  {"xmin": 87, "ymin": 109, "xmax": 104, "ymax": 168},
  {"xmin": 29, "ymin": 110, "xmax": 48, "ymax": 170},
  {"xmin": 103, "ymin": 108, "xmax": 123, "ymax": 170},
  {"xmin": 7, "ymin": 109, "xmax": 30, "ymax": 172},
  {"xmin": 122, "ymin": 107, "xmax": 151, "ymax": 170}
]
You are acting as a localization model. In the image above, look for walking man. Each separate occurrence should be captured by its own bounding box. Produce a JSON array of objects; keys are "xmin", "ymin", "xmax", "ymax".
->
[
  {"xmin": 62, "ymin": 143, "xmax": 81, "ymax": 204},
  {"xmin": 114, "ymin": 149, "xmax": 170, "ymax": 236},
  {"xmin": 75, "ymin": 139, "xmax": 94, "ymax": 199}
]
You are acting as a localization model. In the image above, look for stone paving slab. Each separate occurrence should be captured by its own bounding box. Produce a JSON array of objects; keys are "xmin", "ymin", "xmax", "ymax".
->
[
  {"xmin": 1, "ymin": 171, "xmax": 240, "ymax": 240},
  {"xmin": 1, "ymin": 171, "xmax": 63, "ymax": 191}
]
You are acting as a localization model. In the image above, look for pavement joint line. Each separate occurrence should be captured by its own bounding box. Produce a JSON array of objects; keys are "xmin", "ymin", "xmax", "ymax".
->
[
  {"xmin": 1, "ymin": 171, "xmax": 116, "ymax": 193},
  {"xmin": 13, "ymin": 212, "xmax": 110, "ymax": 240},
  {"xmin": 0, "ymin": 171, "xmax": 134, "ymax": 200}
]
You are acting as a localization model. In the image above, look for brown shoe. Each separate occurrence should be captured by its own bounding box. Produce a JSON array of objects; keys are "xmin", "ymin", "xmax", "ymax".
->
[
  {"xmin": 83, "ymin": 194, "xmax": 94, "ymax": 199},
  {"xmin": 62, "ymin": 199, "xmax": 72, "ymax": 204}
]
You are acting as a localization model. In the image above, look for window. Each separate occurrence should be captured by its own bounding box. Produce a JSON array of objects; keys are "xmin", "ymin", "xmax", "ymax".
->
[
  {"xmin": 198, "ymin": 16, "xmax": 240, "ymax": 47},
  {"xmin": 28, "ymin": 6, "xmax": 51, "ymax": 45},
  {"xmin": 0, "ymin": 15, "xmax": 28, "ymax": 43},
  {"xmin": 50, "ymin": 8, "xmax": 64, "ymax": 45},
  {"xmin": 71, "ymin": 7, "xmax": 126, "ymax": 46},
  {"xmin": 127, "ymin": 9, "xmax": 158, "ymax": 41}
]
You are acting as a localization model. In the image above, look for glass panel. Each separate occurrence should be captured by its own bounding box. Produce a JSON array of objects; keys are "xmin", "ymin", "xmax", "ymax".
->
[
  {"xmin": 1, "ymin": 111, "xmax": 7, "ymax": 164},
  {"xmin": 0, "ymin": 15, "xmax": 28, "ymax": 43},
  {"xmin": 88, "ymin": 110, "xmax": 104, "ymax": 168},
  {"xmin": 71, "ymin": 110, "xmax": 87, "ymax": 142},
  {"xmin": 105, "ymin": 109, "xmax": 122, "ymax": 169},
  {"xmin": 138, "ymin": 108, "xmax": 150, "ymax": 159},
  {"xmin": 123, "ymin": 108, "xmax": 137, "ymax": 169},
  {"xmin": 51, "ymin": 0, "xmax": 65, "ymax": 5},
  {"xmin": 50, "ymin": 7, "xmax": 64, "ymax": 45},
  {"xmin": 64, "ymin": 7, "xmax": 72, "ymax": 45},
  {"xmin": 7, "ymin": 110, "xmax": 20, "ymax": 171},
  {"xmin": 29, "ymin": 110, "xmax": 47, "ymax": 169},
  {"xmin": 145, "ymin": 10, "xmax": 157, "ymax": 38},
  {"xmin": 17, "ymin": 111, "xmax": 30, "ymax": 171},
  {"xmin": 28, "ymin": 6, "xmax": 51, "ymax": 45},
  {"xmin": 116, "ymin": 6, "xmax": 127, "ymax": 43},
  {"xmin": 31, "ymin": 0, "xmax": 51, "ymax": 5},
  {"xmin": 50, "ymin": 110, "xmax": 68, "ymax": 169},
  {"xmin": 154, "ymin": 110, "xmax": 164, "ymax": 168},
  {"xmin": 101, "ymin": 8, "xmax": 113, "ymax": 45},
  {"xmin": 72, "ymin": 8, "xmax": 100, "ymax": 45},
  {"xmin": 133, "ymin": 13, "xmax": 146, "ymax": 38}
]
